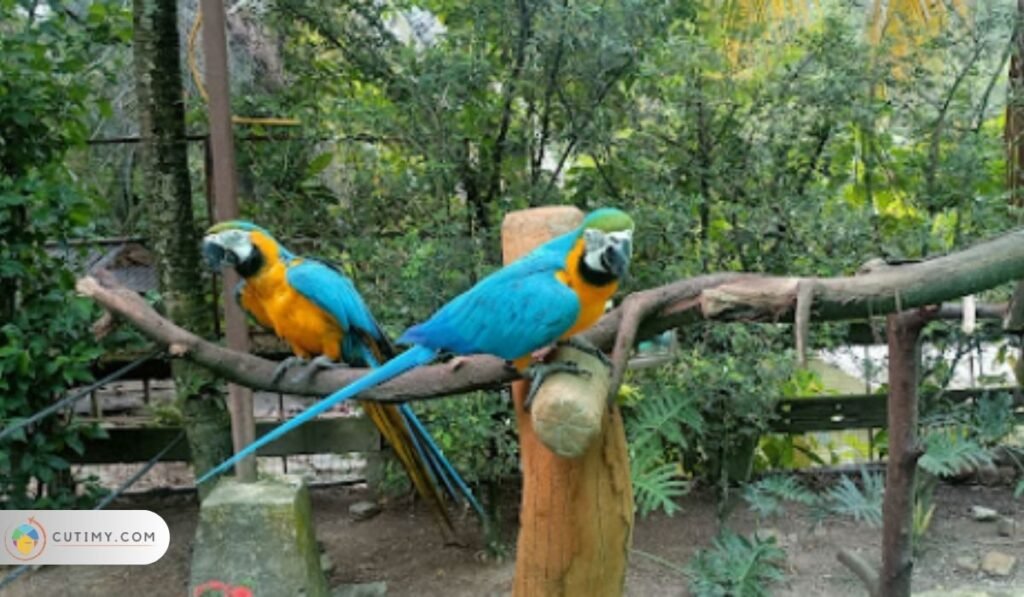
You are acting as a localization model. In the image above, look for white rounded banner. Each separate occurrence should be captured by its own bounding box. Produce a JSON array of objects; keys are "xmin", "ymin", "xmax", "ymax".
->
[{"xmin": 0, "ymin": 510, "xmax": 169, "ymax": 565}]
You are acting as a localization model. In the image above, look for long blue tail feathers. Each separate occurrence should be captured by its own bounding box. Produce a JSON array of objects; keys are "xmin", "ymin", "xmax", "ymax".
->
[
  {"xmin": 196, "ymin": 344, "xmax": 488, "ymax": 524},
  {"xmin": 349, "ymin": 348, "xmax": 484, "ymax": 519},
  {"xmin": 400, "ymin": 403, "xmax": 487, "ymax": 520},
  {"xmin": 195, "ymin": 344, "xmax": 438, "ymax": 485}
]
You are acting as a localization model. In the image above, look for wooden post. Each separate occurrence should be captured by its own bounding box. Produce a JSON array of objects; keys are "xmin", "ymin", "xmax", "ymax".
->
[
  {"xmin": 880, "ymin": 310, "xmax": 931, "ymax": 597},
  {"xmin": 200, "ymin": 0, "xmax": 256, "ymax": 482},
  {"xmin": 90, "ymin": 390, "xmax": 101, "ymax": 419},
  {"xmin": 502, "ymin": 207, "xmax": 634, "ymax": 597}
]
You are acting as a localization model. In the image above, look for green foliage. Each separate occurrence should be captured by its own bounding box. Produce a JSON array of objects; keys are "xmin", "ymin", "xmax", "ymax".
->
[
  {"xmin": 968, "ymin": 392, "xmax": 1018, "ymax": 447},
  {"xmin": 743, "ymin": 475, "xmax": 817, "ymax": 519},
  {"xmin": 824, "ymin": 470, "xmax": 884, "ymax": 527},
  {"xmin": 628, "ymin": 386, "xmax": 704, "ymax": 449},
  {"xmin": 686, "ymin": 530, "xmax": 786, "ymax": 597},
  {"xmin": 913, "ymin": 480, "xmax": 937, "ymax": 549},
  {"xmin": 743, "ymin": 470, "xmax": 886, "ymax": 529},
  {"xmin": 679, "ymin": 325, "xmax": 797, "ymax": 486},
  {"xmin": 632, "ymin": 460, "xmax": 691, "ymax": 518},
  {"xmin": 0, "ymin": 0, "xmax": 127, "ymax": 508},
  {"xmin": 623, "ymin": 324, "xmax": 796, "ymax": 516},
  {"xmin": 626, "ymin": 377, "xmax": 702, "ymax": 516},
  {"xmin": 918, "ymin": 433, "xmax": 993, "ymax": 478}
]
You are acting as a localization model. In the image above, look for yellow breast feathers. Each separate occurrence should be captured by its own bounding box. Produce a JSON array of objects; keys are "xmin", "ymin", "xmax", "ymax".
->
[
  {"xmin": 555, "ymin": 236, "xmax": 619, "ymax": 339},
  {"xmin": 239, "ymin": 232, "xmax": 344, "ymax": 360}
]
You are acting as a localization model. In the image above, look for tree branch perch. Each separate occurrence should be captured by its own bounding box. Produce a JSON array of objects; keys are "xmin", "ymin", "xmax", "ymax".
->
[{"xmin": 77, "ymin": 226, "xmax": 1024, "ymax": 402}]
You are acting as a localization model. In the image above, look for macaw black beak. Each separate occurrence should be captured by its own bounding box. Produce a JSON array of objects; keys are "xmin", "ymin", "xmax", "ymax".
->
[
  {"xmin": 602, "ymin": 238, "xmax": 632, "ymax": 280},
  {"xmin": 201, "ymin": 237, "xmax": 232, "ymax": 270}
]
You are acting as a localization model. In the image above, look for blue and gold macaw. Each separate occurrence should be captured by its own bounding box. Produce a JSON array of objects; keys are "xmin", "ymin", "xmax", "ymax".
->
[
  {"xmin": 200, "ymin": 221, "xmax": 483, "ymax": 536},
  {"xmin": 198, "ymin": 208, "xmax": 635, "ymax": 486}
]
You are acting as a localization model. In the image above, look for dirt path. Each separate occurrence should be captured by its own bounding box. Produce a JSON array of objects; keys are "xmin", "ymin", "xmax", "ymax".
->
[{"xmin": 2, "ymin": 484, "xmax": 1020, "ymax": 596}]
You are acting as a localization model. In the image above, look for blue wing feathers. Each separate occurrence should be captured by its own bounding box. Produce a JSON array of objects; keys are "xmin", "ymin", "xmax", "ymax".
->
[
  {"xmin": 286, "ymin": 259, "xmax": 390, "ymax": 364},
  {"xmin": 399, "ymin": 235, "xmax": 580, "ymax": 359},
  {"xmin": 286, "ymin": 260, "xmax": 375, "ymax": 332}
]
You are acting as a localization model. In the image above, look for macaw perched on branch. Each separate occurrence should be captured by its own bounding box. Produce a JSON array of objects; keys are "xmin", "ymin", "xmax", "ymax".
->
[
  {"xmin": 198, "ymin": 208, "xmax": 635, "ymax": 487},
  {"xmin": 200, "ymin": 221, "xmax": 483, "ymax": 536}
]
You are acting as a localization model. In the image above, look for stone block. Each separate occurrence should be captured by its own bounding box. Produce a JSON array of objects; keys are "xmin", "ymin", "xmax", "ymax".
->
[{"xmin": 190, "ymin": 476, "xmax": 328, "ymax": 597}]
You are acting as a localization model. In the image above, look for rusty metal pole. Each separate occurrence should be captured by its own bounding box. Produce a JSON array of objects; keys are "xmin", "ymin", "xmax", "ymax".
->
[{"xmin": 200, "ymin": 0, "xmax": 256, "ymax": 482}]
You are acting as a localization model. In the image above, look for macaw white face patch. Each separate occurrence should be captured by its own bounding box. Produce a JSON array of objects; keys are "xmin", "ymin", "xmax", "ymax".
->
[
  {"xmin": 583, "ymin": 228, "xmax": 633, "ymax": 274},
  {"xmin": 210, "ymin": 229, "xmax": 254, "ymax": 263}
]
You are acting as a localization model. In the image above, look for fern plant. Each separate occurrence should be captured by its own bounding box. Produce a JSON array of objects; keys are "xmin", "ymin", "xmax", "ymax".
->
[
  {"xmin": 743, "ymin": 475, "xmax": 817, "ymax": 519},
  {"xmin": 628, "ymin": 391, "xmax": 703, "ymax": 449},
  {"xmin": 972, "ymin": 391, "xmax": 1016, "ymax": 445},
  {"xmin": 625, "ymin": 381, "xmax": 703, "ymax": 517},
  {"xmin": 918, "ymin": 432, "xmax": 992, "ymax": 477},
  {"xmin": 686, "ymin": 530, "xmax": 786, "ymax": 597},
  {"xmin": 632, "ymin": 455, "xmax": 690, "ymax": 517},
  {"xmin": 824, "ymin": 469, "xmax": 884, "ymax": 527}
]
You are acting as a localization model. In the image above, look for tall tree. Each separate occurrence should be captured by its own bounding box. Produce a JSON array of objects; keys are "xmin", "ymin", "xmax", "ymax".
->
[
  {"xmin": 1008, "ymin": 0, "xmax": 1024, "ymax": 206},
  {"xmin": 133, "ymin": 0, "xmax": 232, "ymax": 497}
]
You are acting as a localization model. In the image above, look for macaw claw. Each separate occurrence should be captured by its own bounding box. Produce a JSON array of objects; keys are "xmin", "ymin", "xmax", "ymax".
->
[
  {"xmin": 523, "ymin": 360, "xmax": 592, "ymax": 411},
  {"xmin": 558, "ymin": 336, "xmax": 612, "ymax": 370},
  {"xmin": 271, "ymin": 355, "xmax": 309, "ymax": 385},
  {"xmin": 290, "ymin": 355, "xmax": 347, "ymax": 385}
]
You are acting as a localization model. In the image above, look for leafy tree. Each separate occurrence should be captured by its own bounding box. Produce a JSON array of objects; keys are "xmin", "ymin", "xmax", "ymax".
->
[{"xmin": 0, "ymin": 0, "xmax": 129, "ymax": 508}]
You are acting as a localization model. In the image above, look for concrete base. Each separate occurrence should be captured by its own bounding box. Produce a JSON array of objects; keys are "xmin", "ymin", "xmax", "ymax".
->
[{"xmin": 190, "ymin": 476, "xmax": 328, "ymax": 597}]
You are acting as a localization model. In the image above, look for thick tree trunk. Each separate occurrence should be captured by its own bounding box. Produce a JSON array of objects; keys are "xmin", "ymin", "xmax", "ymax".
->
[
  {"xmin": 880, "ymin": 310, "xmax": 931, "ymax": 597},
  {"xmin": 503, "ymin": 207, "xmax": 634, "ymax": 597},
  {"xmin": 133, "ymin": 0, "xmax": 231, "ymax": 498}
]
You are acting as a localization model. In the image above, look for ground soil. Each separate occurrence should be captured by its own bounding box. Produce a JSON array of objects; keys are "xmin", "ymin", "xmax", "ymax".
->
[{"xmin": 2, "ymin": 482, "xmax": 1021, "ymax": 597}]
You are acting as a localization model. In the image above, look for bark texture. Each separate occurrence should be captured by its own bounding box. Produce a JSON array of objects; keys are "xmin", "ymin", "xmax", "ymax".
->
[
  {"xmin": 880, "ymin": 310, "xmax": 931, "ymax": 597},
  {"xmin": 133, "ymin": 0, "xmax": 231, "ymax": 498}
]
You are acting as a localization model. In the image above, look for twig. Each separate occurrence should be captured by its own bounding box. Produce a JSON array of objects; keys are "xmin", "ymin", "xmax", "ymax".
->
[
  {"xmin": 486, "ymin": 0, "xmax": 533, "ymax": 208},
  {"xmin": 794, "ymin": 280, "xmax": 817, "ymax": 367},
  {"xmin": 630, "ymin": 548, "xmax": 692, "ymax": 579},
  {"xmin": 836, "ymin": 548, "xmax": 879, "ymax": 597}
]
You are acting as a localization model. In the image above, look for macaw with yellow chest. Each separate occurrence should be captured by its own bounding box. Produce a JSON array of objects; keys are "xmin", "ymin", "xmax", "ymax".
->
[
  {"xmin": 200, "ymin": 221, "xmax": 483, "ymax": 536},
  {"xmin": 198, "ymin": 208, "xmax": 635, "ymax": 485}
]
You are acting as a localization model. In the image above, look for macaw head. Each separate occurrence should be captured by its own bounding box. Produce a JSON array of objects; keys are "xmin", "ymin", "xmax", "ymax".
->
[
  {"xmin": 202, "ymin": 220, "xmax": 282, "ymax": 276},
  {"xmin": 579, "ymin": 208, "xmax": 634, "ymax": 281}
]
